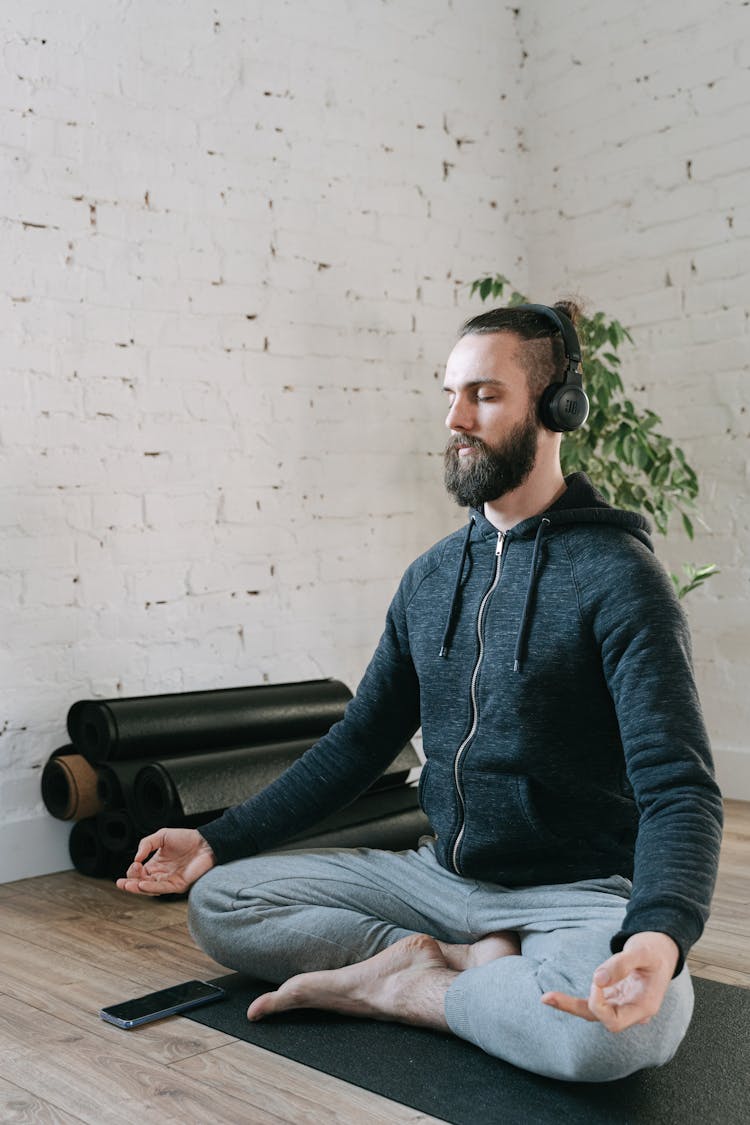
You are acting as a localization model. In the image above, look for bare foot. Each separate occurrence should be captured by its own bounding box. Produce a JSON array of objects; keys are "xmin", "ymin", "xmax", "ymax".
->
[
  {"xmin": 247, "ymin": 933, "xmax": 457, "ymax": 1031},
  {"xmin": 438, "ymin": 930, "xmax": 521, "ymax": 972}
]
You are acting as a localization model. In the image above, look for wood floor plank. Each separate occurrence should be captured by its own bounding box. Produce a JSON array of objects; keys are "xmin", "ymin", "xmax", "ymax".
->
[
  {"xmin": 0, "ymin": 1037, "xmax": 292, "ymax": 1125},
  {"xmin": 0, "ymin": 930, "xmax": 106, "ymax": 990},
  {"xmin": 7, "ymin": 914, "xmax": 227, "ymax": 992},
  {"xmin": 0, "ymin": 895, "xmax": 91, "ymax": 940},
  {"xmin": 0, "ymin": 964, "xmax": 235, "ymax": 1066},
  {"xmin": 4, "ymin": 872, "xmax": 187, "ymax": 933},
  {"xmin": 690, "ymin": 963, "xmax": 750, "ymax": 988},
  {"xmin": 0, "ymin": 1074, "xmax": 84, "ymax": 1124},
  {"xmin": 690, "ymin": 925, "xmax": 750, "ymax": 971},
  {"xmin": 171, "ymin": 1039, "xmax": 445, "ymax": 1124},
  {"xmin": 150, "ymin": 921, "xmax": 205, "ymax": 952},
  {"xmin": 0, "ymin": 882, "xmax": 24, "ymax": 901},
  {"xmin": 0, "ymin": 994, "xmax": 86, "ymax": 1054}
]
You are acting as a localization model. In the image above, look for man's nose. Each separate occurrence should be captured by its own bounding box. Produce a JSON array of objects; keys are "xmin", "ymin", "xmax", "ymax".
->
[{"xmin": 445, "ymin": 396, "xmax": 473, "ymax": 432}]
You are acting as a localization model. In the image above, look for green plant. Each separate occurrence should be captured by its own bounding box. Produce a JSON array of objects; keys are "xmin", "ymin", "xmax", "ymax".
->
[
  {"xmin": 670, "ymin": 563, "xmax": 719, "ymax": 599},
  {"xmin": 469, "ymin": 274, "xmax": 717, "ymax": 598}
]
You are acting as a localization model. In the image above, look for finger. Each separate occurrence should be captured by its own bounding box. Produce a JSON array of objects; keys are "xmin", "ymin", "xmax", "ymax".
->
[
  {"xmin": 594, "ymin": 1006, "xmax": 638, "ymax": 1033},
  {"xmin": 132, "ymin": 831, "xmax": 167, "ymax": 865},
  {"xmin": 586, "ymin": 982, "xmax": 644, "ymax": 1033},
  {"xmin": 116, "ymin": 869, "xmax": 175, "ymax": 896},
  {"xmin": 586, "ymin": 982, "xmax": 621, "ymax": 1029},
  {"xmin": 135, "ymin": 874, "xmax": 182, "ymax": 896},
  {"xmin": 593, "ymin": 948, "xmax": 644, "ymax": 988},
  {"xmin": 118, "ymin": 879, "xmax": 170, "ymax": 896},
  {"xmin": 540, "ymin": 991, "xmax": 597, "ymax": 1022},
  {"xmin": 116, "ymin": 877, "xmax": 150, "ymax": 895}
]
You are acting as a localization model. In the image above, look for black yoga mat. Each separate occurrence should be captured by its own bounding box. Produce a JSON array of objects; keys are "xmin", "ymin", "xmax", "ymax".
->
[
  {"xmin": 186, "ymin": 974, "xmax": 750, "ymax": 1125},
  {"xmin": 96, "ymin": 760, "xmax": 143, "ymax": 814},
  {"xmin": 68, "ymin": 818, "xmax": 130, "ymax": 879},
  {"xmin": 283, "ymin": 788, "xmax": 430, "ymax": 852},
  {"xmin": 68, "ymin": 678, "xmax": 353, "ymax": 763},
  {"xmin": 70, "ymin": 798, "xmax": 430, "ymax": 882},
  {"xmin": 280, "ymin": 806, "xmax": 431, "ymax": 855},
  {"xmin": 132, "ymin": 739, "xmax": 420, "ymax": 833},
  {"xmin": 96, "ymin": 810, "xmax": 138, "ymax": 855}
]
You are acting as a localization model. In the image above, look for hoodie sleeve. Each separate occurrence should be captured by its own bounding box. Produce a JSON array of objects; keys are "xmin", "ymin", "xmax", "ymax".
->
[
  {"xmin": 198, "ymin": 580, "xmax": 421, "ymax": 864},
  {"xmin": 580, "ymin": 533, "xmax": 723, "ymax": 973}
]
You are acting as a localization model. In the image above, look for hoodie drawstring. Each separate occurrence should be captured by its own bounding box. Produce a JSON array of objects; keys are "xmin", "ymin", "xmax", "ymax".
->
[
  {"xmin": 439, "ymin": 515, "xmax": 550, "ymax": 670},
  {"xmin": 513, "ymin": 517, "xmax": 550, "ymax": 673},
  {"xmin": 439, "ymin": 516, "xmax": 475, "ymax": 657}
]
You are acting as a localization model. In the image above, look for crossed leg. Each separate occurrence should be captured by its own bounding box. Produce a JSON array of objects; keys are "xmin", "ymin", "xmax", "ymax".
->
[
  {"xmin": 247, "ymin": 929, "xmax": 521, "ymax": 1028},
  {"xmin": 190, "ymin": 848, "xmax": 694, "ymax": 1081}
]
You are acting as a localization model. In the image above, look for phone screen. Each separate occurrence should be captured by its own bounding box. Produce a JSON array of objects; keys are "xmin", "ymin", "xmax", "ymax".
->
[{"xmin": 100, "ymin": 980, "xmax": 225, "ymax": 1027}]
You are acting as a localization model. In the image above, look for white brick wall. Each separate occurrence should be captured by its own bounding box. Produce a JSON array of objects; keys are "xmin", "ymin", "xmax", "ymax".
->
[
  {"xmin": 0, "ymin": 0, "xmax": 526, "ymax": 879},
  {"xmin": 519, "ymin": 0, "xmax": 750, "ymax": 800},
  {"xmin": 3, "ymin": 0, "xmax": 748, "ymax": 882}
]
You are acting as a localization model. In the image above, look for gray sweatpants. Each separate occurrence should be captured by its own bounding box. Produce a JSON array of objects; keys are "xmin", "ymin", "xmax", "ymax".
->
[{"xmin": 187, "ymin": 839, "xmax": 694, "ymax": 1083}]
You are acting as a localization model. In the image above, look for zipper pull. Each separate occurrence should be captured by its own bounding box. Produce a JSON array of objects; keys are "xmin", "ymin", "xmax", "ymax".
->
[{"xmin": 496, "ymin": 531, "xmax": 505, "ymax": 556}]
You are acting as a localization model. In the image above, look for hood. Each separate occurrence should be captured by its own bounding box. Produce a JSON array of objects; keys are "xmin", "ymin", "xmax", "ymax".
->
[
  {"xmin": 470, "ymin": 472, "xmax": 653, "ymax": 549},
  {"xmin": 440, "ymin": 473, "xmax": 654, "ymax": 670}
]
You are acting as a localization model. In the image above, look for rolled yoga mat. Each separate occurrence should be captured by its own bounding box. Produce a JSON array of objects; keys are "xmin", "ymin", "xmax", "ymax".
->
[
  {"xmin": 41, "ymin": 749, "xmax": 103, "ymax": 821},
  {"xmin": 96, "ymin": 760, "xmax": 144, "ymax": 814},
  {"xmin": 287, "ymin": 783, "xmax": 425, "ymax": 845},
  {"xmin": 96, "ymin": 810, "xmax": 138, "ymax": 855},
  {"xmin": 68, "ymin": 817, "xmax": 130, "ymax": 879},
  {"xmin": 72, "ymin": 787, "xmax": 429, "ymax": 883},
  {"xmin": 73, "ymin": 793, "xmax": 428, "ymax": 883},
  {"xmin": 67, "ymin": 678, "xmax": 353, "ymax": 763},
  {"xmin": 279, "ymin": 804, "xmax": 432, "ymax": 855},
  {"xmin": 131, "ymin": 738, "xmax": 420, "ymax": 834}
]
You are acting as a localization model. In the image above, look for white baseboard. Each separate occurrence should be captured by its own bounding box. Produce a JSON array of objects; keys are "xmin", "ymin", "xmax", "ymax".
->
[
  {"xmin": 713, "ymin": 746, "xmax": 750, "ymax": 802},
  {"xmin": 0, "ymin": 815, "xmax": 73, "ymax": 885}
]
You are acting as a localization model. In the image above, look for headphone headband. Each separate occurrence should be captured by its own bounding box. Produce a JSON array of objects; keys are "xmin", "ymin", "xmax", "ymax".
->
[{"xmin": 512, "ymin": 303, "xmax": 582, "ymax": 378}]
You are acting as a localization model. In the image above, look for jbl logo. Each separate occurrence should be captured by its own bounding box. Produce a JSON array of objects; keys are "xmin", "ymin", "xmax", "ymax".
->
[{"xmin": 565, "ymin": 400, "xmax": 579, "ymax": 415}]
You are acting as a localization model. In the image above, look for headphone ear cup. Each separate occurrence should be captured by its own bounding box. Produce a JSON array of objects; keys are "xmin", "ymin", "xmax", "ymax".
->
[{"xmin": 539, "ymin": 383, "xmax": 590, "ymax": 432}]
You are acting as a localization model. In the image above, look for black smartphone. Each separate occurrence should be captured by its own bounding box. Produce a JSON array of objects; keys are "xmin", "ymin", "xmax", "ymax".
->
[{"xmin": 99, "ymin": 979, "xmax": 227, "ymax": 1029}]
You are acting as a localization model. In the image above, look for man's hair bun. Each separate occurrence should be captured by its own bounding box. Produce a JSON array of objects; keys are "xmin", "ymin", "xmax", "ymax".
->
[{"xmin": 553, "ymin": 298, "xmax": 584, "ymax": 327}]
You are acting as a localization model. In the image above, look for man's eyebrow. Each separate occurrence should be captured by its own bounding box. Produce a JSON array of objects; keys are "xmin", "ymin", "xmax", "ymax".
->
[{"xmin": 442, "ymin": 378, "xmax": 507, "ymax": 392}]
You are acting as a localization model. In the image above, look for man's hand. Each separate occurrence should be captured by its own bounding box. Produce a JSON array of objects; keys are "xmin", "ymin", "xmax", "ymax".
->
[
  {"xmin": 541, "ymin": 931, "xmax": 680, "ymax": 1033},
  {"xmin": 116, "ymin": 828, "xmax": 216, "ymax": 896}
]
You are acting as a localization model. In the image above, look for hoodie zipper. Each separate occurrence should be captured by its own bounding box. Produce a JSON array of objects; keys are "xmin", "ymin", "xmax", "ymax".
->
[{"xmin": 450, "ymin": 530, "xmax": 506, "ymax": 874}]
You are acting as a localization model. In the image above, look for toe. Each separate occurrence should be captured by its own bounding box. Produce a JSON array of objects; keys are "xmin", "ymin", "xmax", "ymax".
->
[{"xmin": 247, "ymin": 989, "xmax": 282, "ymax": 1021}]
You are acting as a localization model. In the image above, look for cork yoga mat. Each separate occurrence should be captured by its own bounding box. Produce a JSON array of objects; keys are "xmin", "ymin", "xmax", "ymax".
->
[{"xmin": 41, "ymin": 751, "xmax": 102, "ymax": 821}]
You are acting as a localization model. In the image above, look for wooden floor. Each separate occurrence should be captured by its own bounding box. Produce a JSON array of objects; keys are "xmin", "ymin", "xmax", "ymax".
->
[{"xmin": 0, "ymin": 800, "xmax": 748, "ymax": 1124}]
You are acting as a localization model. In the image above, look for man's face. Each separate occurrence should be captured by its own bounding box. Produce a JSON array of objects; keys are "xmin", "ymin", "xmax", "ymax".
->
[{"xmin": 442, "ymin": 332, "xmax": 539, "ymax": 509}]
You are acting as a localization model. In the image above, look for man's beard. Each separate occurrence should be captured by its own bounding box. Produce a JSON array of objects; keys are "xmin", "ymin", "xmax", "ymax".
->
[{"xmin": 443, "ymin": 411, "xmax": 539, "ymax": 509}]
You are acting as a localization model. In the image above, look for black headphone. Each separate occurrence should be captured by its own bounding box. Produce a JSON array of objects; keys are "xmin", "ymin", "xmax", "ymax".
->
[{"xmin": 514, "ymin": 304, "xmax": 590, "ymax": 432}]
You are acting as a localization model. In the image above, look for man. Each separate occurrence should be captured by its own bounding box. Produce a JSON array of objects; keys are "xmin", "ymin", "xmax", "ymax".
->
[{"xmin": 118, "ymin": 303, "xmax": 723, "ymax": 1083}]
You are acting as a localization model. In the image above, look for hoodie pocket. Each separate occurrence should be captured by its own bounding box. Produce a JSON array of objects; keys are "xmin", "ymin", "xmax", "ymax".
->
[
  {"xmin": 461, "ymin": 770, "xmax": 569, "ymax": 851},
  {"xmin": 517, "ymin": 775, "xmax": 571, "ymax": 846}
]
